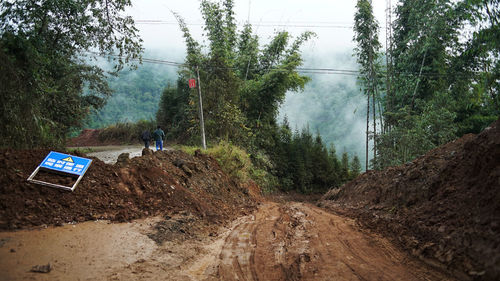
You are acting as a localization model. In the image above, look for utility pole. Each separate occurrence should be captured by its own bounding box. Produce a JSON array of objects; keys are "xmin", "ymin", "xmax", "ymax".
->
[
  {"xmin": 385, "ymin": 0, "xmax": 393, "ymax": 132},
  {"xmin": 196, "ymin": 66, "xmax": 207, "ymax": 150}
]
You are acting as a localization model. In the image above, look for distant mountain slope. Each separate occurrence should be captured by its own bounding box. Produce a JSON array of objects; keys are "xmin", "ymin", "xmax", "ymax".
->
[
  {"xmin": 86, "ymin": 50, "xmax": 366, "ymax": 166},
  {"xmin": 84, "ymin": 51, "xmax": 180, "ymax": 128},
  {"xmin": 279, "ymin": 51, "xmax": 366, "ymax": 166}
]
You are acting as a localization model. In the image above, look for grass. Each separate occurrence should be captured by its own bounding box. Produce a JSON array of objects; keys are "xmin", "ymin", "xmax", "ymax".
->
[
  {"xmin": 66, "ymin": 147, "xmax": 96, "ymax": 154},
  {"xmin": 98, "ymin": 120, "xmax": 156, "ymax": 144},
  {"xmin": 177, "ymin": 141, "xmax": 277, "ymax": 193}
]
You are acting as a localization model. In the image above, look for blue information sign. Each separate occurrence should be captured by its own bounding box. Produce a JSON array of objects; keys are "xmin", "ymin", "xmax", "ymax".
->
[{"xmin": 39, "ymin": 151, "xmax": 92, "ymax": 176}]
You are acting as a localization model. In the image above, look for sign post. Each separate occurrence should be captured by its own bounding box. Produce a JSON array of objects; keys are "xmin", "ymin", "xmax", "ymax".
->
[
  {"xmin": 195, "ymin": 67, "xmax": 207, "ymax": 150},
  {"xmin": 27, "ymin": 151, "xmax": 92, "ymax": 192}
]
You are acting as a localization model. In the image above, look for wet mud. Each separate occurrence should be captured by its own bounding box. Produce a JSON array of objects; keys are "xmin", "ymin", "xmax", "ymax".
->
[{"xmin": 0, "ymin": 203, "xmax": 452, "ymax": 281}]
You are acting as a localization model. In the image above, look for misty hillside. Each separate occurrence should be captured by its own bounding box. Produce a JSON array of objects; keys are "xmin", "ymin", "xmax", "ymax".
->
[
  {"xmin": 279, "ymin": 51, "xmax": 366, "ymax": 165},
  {"xmin": 84, "ymin": 59, "xmax": 177, "ymax": 128},
  {"xmin": 87, "ymin": 50, "xmax": 367, "ymax": 162}
]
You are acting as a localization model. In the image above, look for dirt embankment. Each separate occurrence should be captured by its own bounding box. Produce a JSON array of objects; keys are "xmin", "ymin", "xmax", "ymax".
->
[
  {"xmin": 319, "ymin": 119, "xmax": 500, "ymax": 280},
  {"xmin": 0, "ymin": 148, "xmax": 260, "ymax": 231},
  {"xmin": 66, "ymin": 129, "xmax": 108, "ymax": 146}
]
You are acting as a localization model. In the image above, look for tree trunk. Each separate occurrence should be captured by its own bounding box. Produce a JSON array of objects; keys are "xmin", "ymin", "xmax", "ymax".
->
[
  {"xmin": 372, "ymin": 86, "xmax": 377, "ymax": 164},
  {"xmin": 377, "ymin": 91, "xmax": 384, "ymax": 133},
  {"xmin": 366, "ymin": 92, "xmax": 370, "ymax": 170},
  {"xmin": 411, "ymin": 48, "xmax": 428, "ymax": 109}
]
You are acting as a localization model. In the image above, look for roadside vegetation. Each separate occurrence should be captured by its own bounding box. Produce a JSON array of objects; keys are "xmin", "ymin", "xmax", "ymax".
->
[
  {"xmin": 1, "ymin": 0, "xmax": 497, "ymax": 194},
  {"xmin": 0, "ymin": 0, "xmax": 142, "ymax": 148},
  {"xmin": 178, "ymin": 141, "xmax": 275, "ymax": 193},
  {"xmin": 97, "ymin": 120, "xmax": 156, "ymax": 144},
  {"xmin": 353, "ymin": 0, "xmax": 499, "ymax": 169},
  {"xmin": 66, "ymin": 147, "xmax": 96, "ymax": 154},
  {"xmin": 179, "ymin": 138, "xmax": 362, "ymax": 193}
]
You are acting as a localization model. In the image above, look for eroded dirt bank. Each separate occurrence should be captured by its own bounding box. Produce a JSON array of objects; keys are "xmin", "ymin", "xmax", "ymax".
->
[
  {"xmin": 319, "ymin": 119, "xmax": 500, "ymax": 280},
  {"xmin": 0, "ymin": 202, "xmax": 453, "ymax": 281}
]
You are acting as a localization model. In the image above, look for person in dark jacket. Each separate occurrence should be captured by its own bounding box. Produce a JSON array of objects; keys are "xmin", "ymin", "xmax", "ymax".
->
[
  {"xmin": 141, "ymin": 130, "xmax": 151, "ymax": 149},
  {"xmin": 152, "ymin": 126, "xmax": 165, "ymax": 151}
]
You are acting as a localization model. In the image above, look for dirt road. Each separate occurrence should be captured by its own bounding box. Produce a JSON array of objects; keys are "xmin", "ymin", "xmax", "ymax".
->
[
  {"xmin": 84, "ymin": 145, "xmax": 172, "ymax": 164},
  {"xmin": 0, "ymin": 202, "xmax": 453, "ymax": 280},
  {"xmin": 217, "ymin": 202, "xmax": 452, "ymax": 281},
  {"xmin": 86, "ymin": 145, "xmax": 146, "ymax": 164}
]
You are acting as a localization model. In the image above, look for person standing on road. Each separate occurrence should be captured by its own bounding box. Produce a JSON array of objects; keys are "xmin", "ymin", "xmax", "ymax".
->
[
  {"xmin": 141, "ymin": 130, "xmax": 152, "ymax": 149},
  {"xmin": 152, "ymin": 125, "xmax": 165, "ymax": 151}
]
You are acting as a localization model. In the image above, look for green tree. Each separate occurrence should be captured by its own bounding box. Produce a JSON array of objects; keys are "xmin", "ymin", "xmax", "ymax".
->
[
  {"xmin": 353, "ymin": 0, "xmax": 383, "ymax": 169},
  {"xmin": 158, "ymin": 0, "xmax": 335, "ymax": 193},
  {"xmin": 350, "ymin": 155, "xmax": 362, "ymax": 179},
  {"xmin": 340, "ymin": 151, "xmax": 350, "ymax": 183},
  {"xmin": 328, "ymin": 143, "xmax": 342, "ymax": 186},
  {"xmin": 0, "ymin": 0, "xmax": 143, "ymax": 147},
  {"xmin": 451, "ymin": 0, "xmax": 500, "ymax": 135},
  {"xmin": 276, "ymin": 126, "xmax": 342, "ymax": 193},
  {"xmin": 156, "ymin": 77, "xmax": 192, "ymax": 141},
  {"xmin": 163, "ymin": 0, "xmax": 314, "ymax": 148},
  {"xmin": 374, "ymin": 0, "xmax": 499, "ymax": 169}
]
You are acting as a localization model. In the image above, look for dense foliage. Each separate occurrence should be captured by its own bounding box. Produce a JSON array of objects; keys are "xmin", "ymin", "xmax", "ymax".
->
[
  {"xmin": 156, "ymin": 0, "xmax": 358, "ymax": 192},
  {"xmin": 159, "ymin": 4, "xmax": 315, "ymax": 147},
  {"xmin": 0, "ymin": 0, "xmax": 142, "ymax": 148},
  {"xmin": 353, "ymin": 0, "xmax": 384, "ymax": 168},
  {"xmin": 97, "ymin": 120, "xmax": 156, "ymax": 144},
  {"xmin": 271, "ymin": 120, "xmax": 359, "ymax": 193},
  {"xmin": 353, "ymin": 0, "xmax": 499, "ymax": 169}
]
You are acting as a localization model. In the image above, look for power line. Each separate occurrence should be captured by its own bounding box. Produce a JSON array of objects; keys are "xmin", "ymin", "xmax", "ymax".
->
[
  {"xmin": 134, "ymin": 20, "xmax": 353, "ymax": 29},
  {"xmin": 89, "ymin": 51, "xmax": 183, "ymax": 66},
  {"xmin": 88, "ymin": 52, "xmax": 482, "ymax": 78}
]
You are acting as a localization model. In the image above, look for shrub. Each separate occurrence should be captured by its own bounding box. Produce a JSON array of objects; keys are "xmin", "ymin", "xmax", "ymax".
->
[
  {"xmin": 179, "ymin": 141, "xmax": 277, "ymax": 193},
  {"xmin": 98, "ymin": 120, "xmax": 156, "ymax": 144}
]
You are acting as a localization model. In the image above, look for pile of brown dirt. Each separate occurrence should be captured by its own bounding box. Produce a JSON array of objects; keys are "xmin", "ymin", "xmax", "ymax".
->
[
  {"xmin": 0, "ymin": 148, "xmax": 259, "ymax": 231},
  {"xmin": 67, "ymin": 129, "xmax": 124, "ymax": 146},
  {"xmin": 319, "ymin": 118, "xmax": 500, "ymax": 280}
]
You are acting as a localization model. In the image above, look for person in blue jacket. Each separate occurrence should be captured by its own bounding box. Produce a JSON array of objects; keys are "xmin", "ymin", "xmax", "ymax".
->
[{"xmin": 152, "ymin": 126, "xmax": 165, "ymax": 151}]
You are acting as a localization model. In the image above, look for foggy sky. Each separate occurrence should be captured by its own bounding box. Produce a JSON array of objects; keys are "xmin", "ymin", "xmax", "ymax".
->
[{"xmin": 128, "ymin": 0, "xmax": 389, "ymax": 57}]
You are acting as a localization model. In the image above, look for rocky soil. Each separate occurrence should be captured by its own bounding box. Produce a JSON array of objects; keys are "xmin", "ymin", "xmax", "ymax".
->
[{"xmin": 0, "ymin": 148, "xmax": 259, "ymax": 231}]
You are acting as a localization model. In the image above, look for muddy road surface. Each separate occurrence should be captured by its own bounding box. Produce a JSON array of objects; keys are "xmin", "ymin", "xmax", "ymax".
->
[
  {"xmin": 0, "ymin": 202, "xmax": 453, "ymax": 280},
  {"xmin": 85, "ymin": 145, "xmax": 150, "ymax": 164},
  {"xmin": 75, "ymin": 145, "xmax": 172, "ymax": 164},
  {"xmin": 217, "ymin": 202, "xmax": 452, "ymax": 281}
]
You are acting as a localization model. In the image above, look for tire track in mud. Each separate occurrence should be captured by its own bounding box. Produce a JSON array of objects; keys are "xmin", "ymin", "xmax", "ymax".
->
[
  {"xmin": 216, "ymin": 202, "xmax": 454, "ymax": 281},
  {"xmin": 218, "ymin": 213, "xmax": 259, "ymax": 280}
]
